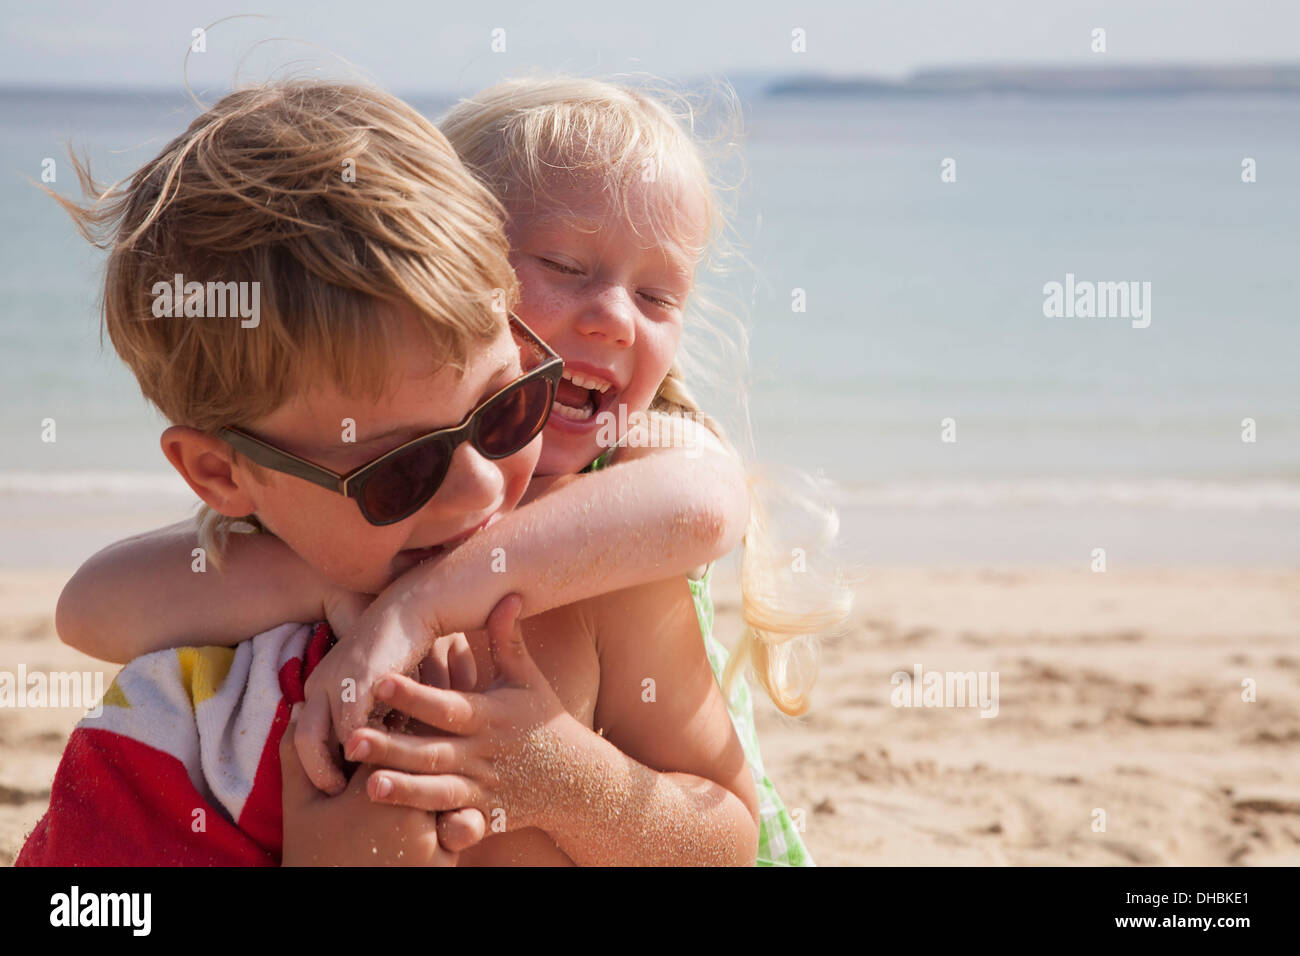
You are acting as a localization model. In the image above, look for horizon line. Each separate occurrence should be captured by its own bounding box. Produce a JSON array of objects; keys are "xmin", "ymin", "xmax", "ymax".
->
[{"xmin": 2, "ymin": 59, "xmax": 1299, "ymax": 100}]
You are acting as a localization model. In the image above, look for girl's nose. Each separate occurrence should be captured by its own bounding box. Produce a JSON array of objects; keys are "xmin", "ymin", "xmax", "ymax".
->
[{"xmin": 575, "ymin": 283, "xmax": 636, "ymax": 347}]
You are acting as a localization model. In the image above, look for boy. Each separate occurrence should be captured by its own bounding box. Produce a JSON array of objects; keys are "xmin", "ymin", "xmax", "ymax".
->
[{"xmin": 18, "ymin": 80, "xmax": 756, "ymax": 866}]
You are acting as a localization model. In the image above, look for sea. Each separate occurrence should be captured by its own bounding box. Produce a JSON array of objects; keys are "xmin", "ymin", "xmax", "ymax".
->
[{"xmin": 2, "ymin": 87, "xmax": 1297, "ymax": 565}]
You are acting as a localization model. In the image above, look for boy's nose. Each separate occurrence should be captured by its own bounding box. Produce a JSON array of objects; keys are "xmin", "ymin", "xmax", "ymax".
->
[
  {"xmin": 423, "ymin": 441, "xmax": 505, "ymax": 521},
  {"xmin": 576, "ymin": 283, "xmax": 636, "ymax": 347}
]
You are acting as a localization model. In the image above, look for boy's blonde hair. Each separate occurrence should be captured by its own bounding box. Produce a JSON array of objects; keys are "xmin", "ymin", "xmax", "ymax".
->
[
  {"xmin": 50, "ymin": 81, "xmax": 519, "ymax": 563},
  {"xmin": 442, "ymin": 75, "xmax": 852, "ymax": 715}
]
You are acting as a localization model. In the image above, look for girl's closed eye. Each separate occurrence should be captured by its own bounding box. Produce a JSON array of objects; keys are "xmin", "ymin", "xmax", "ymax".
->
[
  {"xmin": 536, "ymin": 251, "xmax": 683, "ymax": 309},
  {"xmin": 639, "ymin": 289, "xmax": 678, "ymax": 309},
  {"xmin": 538, "ymin": 256, "xmax": 584, "ymax": 276}
]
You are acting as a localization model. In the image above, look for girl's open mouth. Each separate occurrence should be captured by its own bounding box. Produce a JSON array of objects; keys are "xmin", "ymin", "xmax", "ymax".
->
[{"xmin": 550, "ymin": 367, "xmax": 618, "ymax": 431}]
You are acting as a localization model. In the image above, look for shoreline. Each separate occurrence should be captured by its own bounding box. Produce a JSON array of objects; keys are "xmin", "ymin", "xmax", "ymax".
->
[{"xmin": 3, "ymin": 484, "xmax": 1299, "ymax": 570}]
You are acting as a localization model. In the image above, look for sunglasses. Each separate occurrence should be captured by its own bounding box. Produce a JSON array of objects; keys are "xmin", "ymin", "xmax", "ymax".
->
[{"xmin": 217, "ymin": 312, "xmax": 562, "ymax": 526}]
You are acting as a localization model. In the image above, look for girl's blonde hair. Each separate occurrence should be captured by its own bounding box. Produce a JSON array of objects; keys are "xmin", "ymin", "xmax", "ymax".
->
[{"xmin": 441, "ymin": 75, "xmax": 853, "ymax": 715}]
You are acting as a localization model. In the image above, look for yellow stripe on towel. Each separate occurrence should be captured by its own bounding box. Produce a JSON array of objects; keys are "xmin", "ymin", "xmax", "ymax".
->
[
  {"xmin": 176, "ymin": 647, "xmax": 237, "ymax": 708},
  {"xmin": 101, "ymin": 680, "xmax": 130, "ymax": 709}
]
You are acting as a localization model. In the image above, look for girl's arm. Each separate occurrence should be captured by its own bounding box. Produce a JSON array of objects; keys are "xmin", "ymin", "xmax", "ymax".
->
[
  {"xmin": 56, "ymin": 521, "xmax": 339, "ymax": 663},
  {"xmin": 389, "ymin": 421, "xmax": 749, "ymax": 641}
]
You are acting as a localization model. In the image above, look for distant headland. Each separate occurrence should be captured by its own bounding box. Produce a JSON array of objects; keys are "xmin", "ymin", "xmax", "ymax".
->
[{"xmin": 765, "ymin": 63, "xmax": 1300, "ymax": 98}]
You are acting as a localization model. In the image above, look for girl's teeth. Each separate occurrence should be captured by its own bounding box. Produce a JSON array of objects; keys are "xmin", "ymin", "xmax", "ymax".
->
[
  {"xmin": 551, "ymin": 400, "xmax": 595, "ymax": 422},
  {"xmin": 561, "ymin": 370, "xmax": 610, "ymax": 393}
]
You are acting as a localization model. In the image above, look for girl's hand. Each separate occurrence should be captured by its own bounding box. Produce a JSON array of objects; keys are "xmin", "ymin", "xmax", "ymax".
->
[
  {"xmin": 280, "ymin": 705, "xmax": 483, "ymax": 866},
  {"xmin": 353, "ymin": 594, "xmax": 575, "ymax": 833},
  {"xmin": 296, "ymin": 602, "xmax": 476, "ymax": 795}
]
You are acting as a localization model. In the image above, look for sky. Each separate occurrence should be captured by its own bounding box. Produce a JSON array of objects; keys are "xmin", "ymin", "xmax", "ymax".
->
[{"xmin": 1, "ymin": 0, "xmax": 1297, "ymax": 95}]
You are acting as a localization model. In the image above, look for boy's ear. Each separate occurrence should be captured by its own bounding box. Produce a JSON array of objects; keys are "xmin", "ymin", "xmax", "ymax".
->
[{"xmin": 160, "ymin": 425, "xmax": 259, "ymax": 517}]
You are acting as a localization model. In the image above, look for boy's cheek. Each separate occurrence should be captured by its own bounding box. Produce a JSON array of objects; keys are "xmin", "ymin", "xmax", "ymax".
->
[
  {"xmin": 535, "ymin": 435, "xmax": 595, "ymax": 478},
  {"xmin": 253, "ymin": 488, "xmax": 403, "ymax": 593},
  {"xmin": 511, "ymin": 442, "xmax": 544, "ymax": 498}
]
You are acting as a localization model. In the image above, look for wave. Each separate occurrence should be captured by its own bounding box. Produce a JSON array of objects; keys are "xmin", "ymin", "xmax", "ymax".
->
[
  {"xmin": 5, "ymin": 471, "xmax": 1300, "ymax": 511},
  {"xmin": 841, "ymin": 479, "xmax": 1300, "ymax": 510},
  {"xmin": 0, "ymin": 471, "xmax": 192, "ymax": 496}
]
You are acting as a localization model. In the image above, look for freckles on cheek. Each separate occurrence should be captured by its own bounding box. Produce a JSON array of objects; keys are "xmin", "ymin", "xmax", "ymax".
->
[
  {"xmin": 517, "ymin": 271, "xmax": 567, "ymax": 320},
  {"xmin": 529, "ymin": 296, "xmax": 570, "ymax": 335}
]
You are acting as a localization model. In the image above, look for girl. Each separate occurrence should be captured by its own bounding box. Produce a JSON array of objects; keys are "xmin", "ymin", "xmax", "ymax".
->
[{"xmin": 57, "ymin": 76, "xmax": 850, "ymax": 866}]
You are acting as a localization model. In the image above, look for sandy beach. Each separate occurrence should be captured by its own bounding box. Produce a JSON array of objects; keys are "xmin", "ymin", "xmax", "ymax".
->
[
  {"xmin": 743, "ymin": 565, "xmax": 1300, "ymax": 865},
  {"xmin": 3, "ymin": 558, "xmax": 1297, "ymax": 866}
]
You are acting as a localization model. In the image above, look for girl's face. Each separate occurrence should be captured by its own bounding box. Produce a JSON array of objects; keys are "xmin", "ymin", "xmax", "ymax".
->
[{"xmin": 506, "ymin": 175, "xmax": 708, "ymax": 476}]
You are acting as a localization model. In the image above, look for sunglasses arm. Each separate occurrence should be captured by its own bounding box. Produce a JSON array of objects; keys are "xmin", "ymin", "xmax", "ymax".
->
[{"xmin": 216, "ymin": 429, "xmax": 350, "ymax": 496}]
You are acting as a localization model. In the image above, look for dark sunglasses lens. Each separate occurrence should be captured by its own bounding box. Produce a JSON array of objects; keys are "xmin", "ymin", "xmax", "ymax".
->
[
  {"xmin": 360, "ymin": 441, "xmax": 450, "ymax": 524},
  {"xmin": 476, "ymin": 375, "xmax": 553, "ymax": 458}
]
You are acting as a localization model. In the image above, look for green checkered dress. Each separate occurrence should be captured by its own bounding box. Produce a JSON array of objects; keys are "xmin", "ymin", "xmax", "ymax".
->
[
  {"xmin": 687, "ymin": 566, "xmax": 814, "ymax": 866},
  {"xmin": 586, "ymin": 451, "xmax": 813, "ymax": 866}
]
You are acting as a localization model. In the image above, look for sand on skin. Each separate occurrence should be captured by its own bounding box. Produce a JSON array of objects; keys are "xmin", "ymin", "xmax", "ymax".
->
[{"xmin": 2, "ymin": 565, "xmax": 1299, "ymax": 866}]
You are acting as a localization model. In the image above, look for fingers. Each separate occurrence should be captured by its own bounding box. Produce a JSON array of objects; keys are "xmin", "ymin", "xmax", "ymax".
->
[
  {"xmin": 344, "ymin": 726, "xmax": 471, "ymax": 775},
  {"xmin": 368, "ymin": 770, "xmax": 483, "ymax": 814},
  {"xmin": 419, "ymin": 642, "xmax": 451, "ymax": 690},
  {"xmin": 437, "ymin": 808, "xmax": 486, "ymax": 853},
  {"xmin": 294, "ymin": 692, "xmax": 347, "ymax": 796},
  {"xmin": 279, "ymin": 703, "xmax": 312, "ymax": 800},
  {"xmin": 486, "ymin": 593, "xmax": 536, "ymax": 687},
  {"xmin": 418, "ymin": 632, "xmax": 474, "ymax": 692},
  {"xmin": 487, "ymin": 592, "xmax": 523, "ymax": 635},
  {"xmin": 375, "ymin": 672, "xmax": 481, "ymax": 735},
  {"xmin": 446, "ymin": 632, "xmax": 477, "ymax": 692}
]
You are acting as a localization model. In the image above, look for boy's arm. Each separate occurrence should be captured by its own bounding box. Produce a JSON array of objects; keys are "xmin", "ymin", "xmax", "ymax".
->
[{"xmin": 56, "ymin": 521, "xmax": 335, "ymax": 663}]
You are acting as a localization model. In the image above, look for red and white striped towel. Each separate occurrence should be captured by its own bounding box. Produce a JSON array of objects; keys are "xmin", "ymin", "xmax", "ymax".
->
[{"xmin": 18, "ymin": 621, "xmax": 334, "ymax": 866}]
